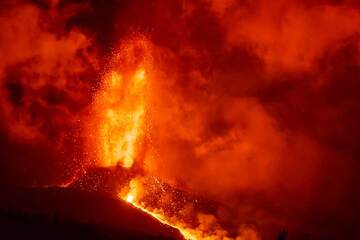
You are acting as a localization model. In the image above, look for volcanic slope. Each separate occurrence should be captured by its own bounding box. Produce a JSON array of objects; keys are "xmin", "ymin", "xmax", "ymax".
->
[{"xmin": 0, "ymin": 186, "xmax": 184, "ymax": 240}]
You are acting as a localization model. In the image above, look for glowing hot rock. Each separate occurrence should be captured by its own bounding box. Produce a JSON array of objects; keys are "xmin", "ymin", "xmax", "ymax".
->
[{"xmin": 126, "ymin": 194, "xmax": 135, "ymax": 203}]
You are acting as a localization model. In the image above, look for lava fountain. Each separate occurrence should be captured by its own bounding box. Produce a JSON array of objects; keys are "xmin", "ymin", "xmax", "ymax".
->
[
  {"xmin": 90, "ymin": 37, "xmax": 151, "ymax": 169},
  {"xmin": 88, "ymin": 37, "xmax": 259, "ymax": 240}
]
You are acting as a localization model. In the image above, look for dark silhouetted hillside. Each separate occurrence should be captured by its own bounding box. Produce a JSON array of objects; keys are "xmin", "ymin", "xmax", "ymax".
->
[{"xmin": 0, "ymin": 187, "xmax": 183, "ymax": 240}]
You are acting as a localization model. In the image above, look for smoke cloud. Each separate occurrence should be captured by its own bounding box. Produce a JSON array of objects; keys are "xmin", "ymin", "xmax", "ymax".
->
[{"xmin": 0, "ymin": 0, "xmax": 98, "ymax": 185}]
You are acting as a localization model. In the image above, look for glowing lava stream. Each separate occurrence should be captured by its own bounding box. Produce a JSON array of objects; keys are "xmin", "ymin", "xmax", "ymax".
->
[{"xmin": 120, "ymin": 193, "xmax": 197, "ymax": 240}]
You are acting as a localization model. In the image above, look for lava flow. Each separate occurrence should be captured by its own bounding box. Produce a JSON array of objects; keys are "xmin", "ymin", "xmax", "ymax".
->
[
  {"xmin": 116, "ymin": 176, "xmax": 256, "ymax": 240},
  {"xmin": 120, "ymin": 189, "xmax": 196, "ymax": 240}
]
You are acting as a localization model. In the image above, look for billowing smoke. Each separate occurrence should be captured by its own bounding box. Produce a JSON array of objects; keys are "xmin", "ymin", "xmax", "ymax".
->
[
  {"xmin": 1, "ymin": 0, "xmax": 359, "ymax": 238},
  {"xmin": 0, "ymin": 0, "xmax": 98, "ymax": 185}
]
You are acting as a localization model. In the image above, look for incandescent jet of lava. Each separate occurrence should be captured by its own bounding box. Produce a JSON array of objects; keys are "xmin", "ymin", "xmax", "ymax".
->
[{"xmin": 90, "ymin": 37, "xmax": 152, "ymax": 169}]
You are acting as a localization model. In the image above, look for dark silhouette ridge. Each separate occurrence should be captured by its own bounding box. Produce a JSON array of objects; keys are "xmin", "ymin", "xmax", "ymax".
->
[
  {"xmin": 0, "ymin": 187, "xmax": 184, "ymax": 240},
  {"xmin": 0, "ymin": 208, "xmax": 165, "ymax": 240}
]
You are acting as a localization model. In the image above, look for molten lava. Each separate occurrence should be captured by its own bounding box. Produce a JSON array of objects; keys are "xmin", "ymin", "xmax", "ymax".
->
[
  {"xmin": 121, "ymin": 190, "xmax": 196, "ymax": 240},
  {"xmin": 117, "ymin": 177, "xmax": 259, "ymax": 240}
]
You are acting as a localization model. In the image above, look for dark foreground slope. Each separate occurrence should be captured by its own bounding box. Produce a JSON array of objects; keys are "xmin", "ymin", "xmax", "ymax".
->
[{"xmin": 0, "ymin": 187, "xmax": 184, "ymax": 240}]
